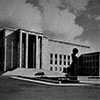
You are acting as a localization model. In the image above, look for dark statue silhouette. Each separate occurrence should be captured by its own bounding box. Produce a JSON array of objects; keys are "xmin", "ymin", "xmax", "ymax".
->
[{"xmin": 67, "ymin": 48, "xmax": 78, "ymax": 78}]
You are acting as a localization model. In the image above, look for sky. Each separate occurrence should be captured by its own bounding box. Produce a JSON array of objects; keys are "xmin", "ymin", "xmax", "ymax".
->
[{"xmin": 0, "ymin": 0, "xmax": 100, "ymax": 52}]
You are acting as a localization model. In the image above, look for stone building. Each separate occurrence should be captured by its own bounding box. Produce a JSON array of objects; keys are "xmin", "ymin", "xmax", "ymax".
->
[
  {"xmin": 0, "ymin": 28, "xmax": 90, "ymax": 73},
  {"xmin": 78, "ymin": 52, "xmax": 100, "ymax": 76}
]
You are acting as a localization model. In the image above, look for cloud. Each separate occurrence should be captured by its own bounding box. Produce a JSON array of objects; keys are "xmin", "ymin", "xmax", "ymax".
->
[
  {"xmin": 0, "ymin": 0, "xmax": 42, "ymax": 31},
  {"xmin": 38, "ymin": 0, "xmax": 85, "ymax": 42},
  {"xmin": 0, "ymin": 0, "xmax": 90, "ymax": 45},
  {"xmin": 75, "ymin": 0, "xmax": 100, "ymax": 51}
]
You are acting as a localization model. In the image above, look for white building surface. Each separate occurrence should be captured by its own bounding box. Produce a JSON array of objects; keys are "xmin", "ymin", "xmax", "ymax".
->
[{"xmin": 0, "ymin": 28, "xmax": 90, "ymax": 74}]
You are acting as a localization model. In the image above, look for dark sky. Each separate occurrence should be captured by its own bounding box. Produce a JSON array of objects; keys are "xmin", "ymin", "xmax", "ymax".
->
[
  {"xmin": 76, "ymin": 0, "xmax": 100, "ymax": 51},
  {"xmin": 0, "ymin": 0, "xmax": 100, "ymax": 51}
]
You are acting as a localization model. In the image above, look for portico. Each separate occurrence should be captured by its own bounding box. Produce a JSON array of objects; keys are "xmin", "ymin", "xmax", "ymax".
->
[
  {"xmin": 18, "ymin": 30, "xmax": 42, "ymax": 69},
  {"xmin": 1, "ymin": 29, "xmax": 43, "ymax": 71}
]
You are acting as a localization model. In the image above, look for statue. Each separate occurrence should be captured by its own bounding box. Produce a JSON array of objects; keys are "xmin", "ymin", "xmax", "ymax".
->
[{"xmin": 67, "ymin": 48, "xmax": 78, "ymax": 77}]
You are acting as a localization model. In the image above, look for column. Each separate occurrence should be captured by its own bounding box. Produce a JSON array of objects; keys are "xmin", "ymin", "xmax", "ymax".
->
[
  {"xmin": 33, "ymin": 42, "xmax": 35, "ymax": 68},
  {"xmin": 4, "ymin": 38, "xmax": 7, "ymax": 71},
  {"xmin": 19, "ymin": 32, "xmax": 22, "ymax": 68},
  {"xmin": 11, "ymin": 41, "xmax": 13, "ymax": 69},
  {"xmin": 36, "ymin": 35, "xmax": 39, "ymax": 69},
  {"xmin": 40, "ymin": 37, "xmax": 42, "ymax": 69},
  {"xmin": 38, "ymin": 37, "xmax": 40, "ymax": 69},
  {"xmin": 25, "ymin": 33, "xmax": 28, "ymax": 68}
]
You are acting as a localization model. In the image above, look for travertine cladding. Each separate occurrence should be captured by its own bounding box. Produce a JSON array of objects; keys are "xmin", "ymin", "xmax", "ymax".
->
[
  {"xmin": 5, "ymin": 28, "xmax": 15, "ymax": 36},
  {"xmin": 42, "ymin": 37, "xmax": 90, "ymax": 72},
  {"xmin": 6, "ymin": 31, "xmax": 19, "ymax": 70},
  {"xmin": 0, "ymin": 28, "xmax": 90, "ymax": 73},
  {"xmin": 48, "ymin": 39, "xmax": 90, "ymax": 57},
  {"xmin": 42, "ymin": 36, "xmax": 49, "ymax": 70}
]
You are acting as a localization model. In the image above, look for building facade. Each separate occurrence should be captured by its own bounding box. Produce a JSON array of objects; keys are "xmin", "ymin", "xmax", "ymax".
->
[
  {"xmin": 0, "ymin": 28, "xmax": 90, "ymax": 73},
  {"xmin": 79, "ymin": 52, "xmax": 100, "ymax": 76}
]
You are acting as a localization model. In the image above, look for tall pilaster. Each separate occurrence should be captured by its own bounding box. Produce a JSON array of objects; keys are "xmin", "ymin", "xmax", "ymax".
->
[
  {"xmin": 11, "ymin": 41, "xmax": 13, "ymax": 69},
  {"xmin": 25, "ymin": 33, "xmax": 28, "ymax": 68},
  {"xmin": 19, "ymin": 32, "xmax": 22, "ymax": 68},
  {"xmin": 36, "ymin": 35, "xmax": 39, "ymax": 69},
  {"xmin": 4, "ymin": 38, "xmax": 7, "ymax": 71}
]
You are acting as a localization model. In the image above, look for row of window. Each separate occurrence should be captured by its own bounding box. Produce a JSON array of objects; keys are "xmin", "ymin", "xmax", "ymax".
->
[
  {"xmin": 81, "ymin": 68, "xmax": 98, "ymax": 75},
  {"xmin": 81, "ymin": 55, "xmax": 98, "ymax": 61},
  {"xmin": 81, "ymin": 61, "xmax": 99, "ymax": 67},
  {"xmin": 50, "ymin": 66, "xmax": 63, "ymax": 71},
  {"xmin": 50, "ymin": 53, "xmax": 70, "ymax": 65}
]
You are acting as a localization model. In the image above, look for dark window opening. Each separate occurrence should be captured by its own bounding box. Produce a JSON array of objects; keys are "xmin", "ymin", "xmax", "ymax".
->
[
  {"xmin": 50, "ymin": 67, "xmax": 53, "ymax": 71},
  {"xmin": 68, "ymin": 55, "xmax": 70, "ymax": 60},
  {"xmin": 68, "ymin": 61, "xmax": 70, "ymax": 65},
  {"xmin": 55, "ymin": 54, "xmax": 57, "ymax": 64},
  {"xmin": 50, "ymin": 60, "xmax": 53, "ymax": 64}
]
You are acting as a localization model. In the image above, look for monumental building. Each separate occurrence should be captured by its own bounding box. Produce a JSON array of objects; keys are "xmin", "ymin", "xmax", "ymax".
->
[
  {"xmin": 0, "ymin": 28, "xmax": 90, "ymax": 73},
  {"xmin": 79, "ymin": 52, "xmax": 100, "ymax": 76}
]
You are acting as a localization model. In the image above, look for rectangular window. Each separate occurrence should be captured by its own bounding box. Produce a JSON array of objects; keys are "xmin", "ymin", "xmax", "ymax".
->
[
  {"xmin": 55, "ymin": 67, "xmax": 57, "ymax": 71},
  {"xmin": 55, "ymin": 54, "xmax": 57, "ymax": 64},
  {"xmin": 50, "ymin": 60, "xmax": 53, "ymax": 65},
  {"xmin": 64, "ymin": 61, "xmax": 66, "ymax": 65},
  {"xmin": 90, "ymin": 56, "xmax": 92, "ymax": 60},
  {"xmin": 50, "ymin": 53, "xmax": 53, "ymax": 58},
  {"xmin": 60, "ymin": 61, "xmax": 62, "ymax": 65},
  {"xmin": 64, "ymin": 55, "xmax": 66, "ymax": 59},
  {"xmin": 55, "ymin": 54, "xmax": 57, "ymax": 58},
  {"xmin": 60, "ymin": 55, "xmax": 62, "ymax": 59},
  {"xmin": 50, "ymin": 66, "xmax": 53, "ymax": 71},
  {"xmin": 64, "ymin": 55, "xmax": 66, "ymax": 65},
  {"xmin": 59, "ymin": 55, "xmax": 62, "ymax": 65},
  {"xmin": 50, "ymin": 53, "xmax": 53, "ymax": 64},
  {"xmin": 68, "ymin": 61, "xmax": 70, "ymax": 65},
  {"xmin": 68, "ymin": 55, "xmax": 70, "ymax": 60}
]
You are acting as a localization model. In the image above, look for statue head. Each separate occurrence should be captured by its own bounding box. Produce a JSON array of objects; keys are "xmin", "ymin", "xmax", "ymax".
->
[{"xmin": 72, "ymin": 48, "xmax": 78, "ymax": 55}]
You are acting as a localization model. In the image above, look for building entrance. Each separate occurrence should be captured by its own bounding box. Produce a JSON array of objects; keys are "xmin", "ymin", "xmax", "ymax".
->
[
  {"xmin": 28, "ymin": 34, "xmax": 36, "ymax": 68},
  {"xmin": 20, "ymin": 33, "xmax": 42, "ymax": 69}
]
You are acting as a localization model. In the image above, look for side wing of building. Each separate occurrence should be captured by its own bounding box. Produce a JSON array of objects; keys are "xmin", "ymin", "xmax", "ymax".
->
[{"xmin": 42, "ymin": 37, "xmax": 90, "ymax": 73}]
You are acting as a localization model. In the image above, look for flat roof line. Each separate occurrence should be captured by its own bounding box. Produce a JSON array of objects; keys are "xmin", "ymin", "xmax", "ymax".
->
[
  {"xmin": 18, "ymin": 28, "xmax": 44, "ymax": 35},
  {"xmin": 2, "ymin": 27, "xmax": 16, "ymax": 31},
  {"xmin": 0, "ymin": 28, "xmax": 44, "ymax": 35},
  {"xmin": 0, "ymin": 28, "xmax": 90, "ymax": 48},
  {"xmin": 49, "ymin": 38, "xmax": 90, "ymax": 48},
  {"xmin": 80, "ymin": 52, "xmax": 100, "ymax": 56}
]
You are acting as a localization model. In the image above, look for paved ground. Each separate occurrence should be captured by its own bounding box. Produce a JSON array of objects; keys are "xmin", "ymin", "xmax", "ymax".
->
[{"xmin": 0, "ymin": 76, "xmax": 100, "ymax": 100}]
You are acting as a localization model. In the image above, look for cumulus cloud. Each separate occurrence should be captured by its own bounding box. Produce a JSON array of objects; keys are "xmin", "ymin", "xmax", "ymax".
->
[
  {"xmin": 0, "ymin": 0, "xmax": 90, "ymax": 44},
  {"xmin": 0, "ymin": 0, "xmax": 42, "ymax": 32},
  {"xmin": 39, "ymin": 0, "xmax": 86, "ymax": 42}
]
